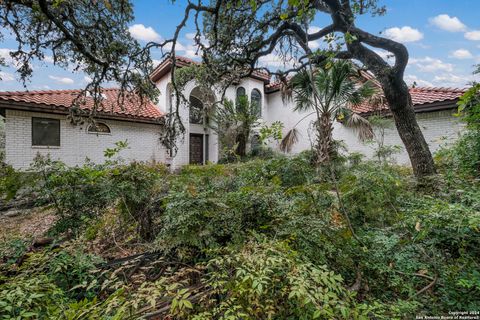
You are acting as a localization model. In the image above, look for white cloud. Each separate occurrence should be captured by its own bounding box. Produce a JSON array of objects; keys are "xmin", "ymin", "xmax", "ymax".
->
[
  {"xmin": 0, "ymin": 71, "xmax": 14, "ymax": 82},
  {"xmin": 258, "ymin": 53, "xmax": 297, "ymax": 69},
  {"xmin": 163, "ymin": 41, "xmax": 186, "ymax": 52},
  {"xmin": 0, "ymin": 48, "xmax": 13, "ymax": 63},
  {"xmin": 384, "ymin": 26, "xmax": 423, "ymax": 43},
  {"xmin": 308, "ymin": 40, "xmax": 321, "ymax": 49},
  {"xmin": 183, "ymin": 48, "xmax": 200, "ymax": 59},
  {"xmin": 83, "ymin": 75, "xmax": 93, "ymax": 83},
  {"xmin": 404, "ymin": 74, "xmax": 434, "ymax": 87},
  {"xmin": 432, "ymin": 73, "xmax": 476, "ymax": 87},
  {"xmin": 409, "ymin": 56, "xmax": 453, "ymax": 73},
  {"xmin": 128, "ymin": 24, "xmax": 161, "ymax": 42},
  {"xmin": 450, "ymin": 49, "xmax": 473, "ymax": 59},
  {"xmin": 465, "ymin": 30, "xmax": 480, "ymax": 41},
  {"xmin": 49, "ymin": 75, "xmax": 74, "ymax": 85},
  {"xmin": 307, "ymin": 26, "xmax": 324, "ymax": 50},
  {"xmin": 43, "ymin": 55, "xmax": 55, "ymax": 64},
  {"xmin": 152, "ymin": 59, "xmax": 163, "ymax": 67},
  {"xmin": 185, "ymin": 33, "xmax": 196, "ymax": 40},
  {"xmin": 373, "ymin": 49, "xmax": 395, "ymax": 65},
  {"xmin": 429, "ymin": 14, "xmax": 466, "ymax": 32}
]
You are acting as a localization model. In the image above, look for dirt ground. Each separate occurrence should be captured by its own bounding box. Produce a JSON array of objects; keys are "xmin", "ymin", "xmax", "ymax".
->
[{"xmin": 0, "ymin": 207, "xmax": 56, "ymax": 242}]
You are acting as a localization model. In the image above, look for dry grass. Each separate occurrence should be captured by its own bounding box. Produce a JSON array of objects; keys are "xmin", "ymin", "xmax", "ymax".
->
[{"xmin": 0, "ymin": 207, "xmax": 56, "ymax": 243}]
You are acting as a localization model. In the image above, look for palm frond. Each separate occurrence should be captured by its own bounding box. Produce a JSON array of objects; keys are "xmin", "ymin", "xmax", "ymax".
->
[
  {"xmin": 280, "ymin": 128, "xmax": 299, "ymax": 153},
  {"xmin": 291, "ymin": 69, "xmax": 315, "ymax": 112},
  {"xmin": 280, "ymin": 78, "xmax": 293, "ymax": 103},
  {"xmin": 344, "ymin": 112, "xmax": 374, "ymax": 141}
]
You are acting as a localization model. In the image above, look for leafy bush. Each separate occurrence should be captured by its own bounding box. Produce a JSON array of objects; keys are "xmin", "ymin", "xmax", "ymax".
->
[
  {"xmin": 435, "ymin": 130, "xmax": 480, "ymax": 179},
  {"xmin": 32, "ymin": 154, "xmax": 168, "ymax": 239},
  {"xmin": 32, "ymin": 156, "xmax": 114, "ymax": 234},
  {"xmin": 0, "ymin": 274, "xmax": 66, "ymax": 319},
  {"xmin": 194, "ymin": 239, "xmax": 372, "ymax": 320},
  {"xmin": 0, "ymin": 163, "xmax": 36, "ymax": 201},
  {"xmin": 47, "ymin": 249, "xmax": 103, "ymax": 300},
  {"xmin": 340, "ymin": 162, "xmax": 408, "ymax": 227},
  {"xmin": 110, "ymin": 162, "xmax": 168, "ymax": 241}
]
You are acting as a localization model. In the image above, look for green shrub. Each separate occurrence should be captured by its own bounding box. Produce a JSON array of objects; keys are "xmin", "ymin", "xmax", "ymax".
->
[
  {"xmin": 194, "ymin": 239, "xmax": 372, "ymax": 320},
  {"xmin": 0, "ymin": 275, "xmax": 67, "ymax": 319},
  {"xmin": 32, "ymin": 156, "xmax": 114, "ymax": 234},
  {"xmin": 340, "ymin": 163, "xmax": 408, "ymax": 227},
  {"xmin": 0, "ymin": 164, "xmax": 37, "ymax": 201},
  {"xmin": 110, "ymin": 162, "xmax": 168, "ymax": 241},
  {"xmin": 47, "ymin": 250, "xmax": 103, "ymax": 300},
  {"xmin": 0, "ymin": 238, "xmax": 28, "ymax": 266},
  {"xmin": 435, "ymin": 130, "xmax": 480, "ymax": 179}
]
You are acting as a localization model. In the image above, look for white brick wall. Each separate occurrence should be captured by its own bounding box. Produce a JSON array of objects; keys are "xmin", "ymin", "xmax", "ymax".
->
[
  {"xmin": 5, "ymin": 109, "xmax": 166, "ymax": 169},
  {"xmin": 264, "ymin": 91, "xmax": 465, "ymax": 164}
]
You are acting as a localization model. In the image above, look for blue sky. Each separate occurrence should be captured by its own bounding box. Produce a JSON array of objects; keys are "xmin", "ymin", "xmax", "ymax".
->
[{"xmin": 1, "ymin": 0, "xmax": 479, "ymax": 91}]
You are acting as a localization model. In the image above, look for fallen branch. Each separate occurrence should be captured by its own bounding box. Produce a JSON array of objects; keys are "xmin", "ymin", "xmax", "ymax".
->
[{"xmin": 415, "ymin": 274, "xmax": 438, "ymax": 296}]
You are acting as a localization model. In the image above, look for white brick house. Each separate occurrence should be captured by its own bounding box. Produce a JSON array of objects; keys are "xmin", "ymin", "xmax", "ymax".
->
[
  {"xmin": 0, "ymin": 56, "xmax": 467, "ymax": 169},
  {"xmin": 0, "ymin": 89, "xmax": 165, "ymax": 169}
]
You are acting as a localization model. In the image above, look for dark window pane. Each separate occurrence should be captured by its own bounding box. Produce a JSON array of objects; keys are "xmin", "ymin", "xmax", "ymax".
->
[
  {"xmin": 88, "ymin": 122, "xmax": 111, "ymax": 133},
  {"xmin": 236, "ymin": 87, "xmax": 246, "ymax": 99},
  {"xmin": 190, "ymin": 95, "xmax": 204, "ymax": 124},
  {"xmin": 32, "ymin": 117, "xmax": 60, "ymax": 146},
  {"xmin": 251, "ymin": 89, "xmax": 262, "ymax": 117},
  {"xmin": 236, "ymin": 87, "xmax": 247, "ymax": 113}
]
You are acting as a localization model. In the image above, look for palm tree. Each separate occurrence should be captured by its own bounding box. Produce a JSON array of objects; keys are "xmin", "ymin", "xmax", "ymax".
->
[
  {"xmin": 280, "ymin": 60, "xmax": 377, "ymax": 165},
  {"xmin": 209, "ymin": 95, "xmax": 260, "ymax": 160}
]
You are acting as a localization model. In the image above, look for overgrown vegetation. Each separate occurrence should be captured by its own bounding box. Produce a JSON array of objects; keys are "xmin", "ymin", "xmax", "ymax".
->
[
  {"xmin": 1, "ymin": 134, "xmax": 479, "ymax": 319},
  {"xmin": 1, "ymin": 88, "xmax": 479, "ymax": 319}
]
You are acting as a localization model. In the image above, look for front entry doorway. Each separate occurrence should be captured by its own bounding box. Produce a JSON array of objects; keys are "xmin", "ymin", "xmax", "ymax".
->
[{"xmin": 189, "ymin": 133, "xmax": 208, "ymax": 164}]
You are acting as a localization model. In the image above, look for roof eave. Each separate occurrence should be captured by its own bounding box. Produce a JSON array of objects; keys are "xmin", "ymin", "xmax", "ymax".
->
[
  {"xmin": 0, "ymin": 100, "xmax": 163, "ymax": 125},
  {"xmin": 358, "ymin": 99, "xmax": 459, "ymax": 117}
]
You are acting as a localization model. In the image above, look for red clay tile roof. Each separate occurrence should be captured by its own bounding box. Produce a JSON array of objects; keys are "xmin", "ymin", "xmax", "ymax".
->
[
  {"xmin": 409, "ymin": 87, "xmax": 466, "ymax": 105},
  {"xmin": 0, "ymin": 88, "xmax": 163, "ymax": 122},
  {"xmin": 351, "ymin": 87, "xmax": 467, "ymax": 114},
  {"xmin": 151, "ymin": 56, "xmax": 271, "ymax": 83}
]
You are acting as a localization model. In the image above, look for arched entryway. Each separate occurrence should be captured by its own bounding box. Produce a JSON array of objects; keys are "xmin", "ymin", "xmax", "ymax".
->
[{"xmin": 188, "ymin": 86, "xmax": 215, "ymax": 165}]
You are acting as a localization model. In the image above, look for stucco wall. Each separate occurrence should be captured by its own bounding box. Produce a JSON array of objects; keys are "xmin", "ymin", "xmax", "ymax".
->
[
  {"xmin": 264, "ymin": 91, "xmax": 465, "ymax": 164},
  {"xmin": 5, "ymin": 109, "xmax": 166, "ymax": 169},
  {"xmin": 157, "ymin": 76, "xmax": 266, "ymax": 168},
  {"xmin": 153, "ymin": 69, "xmax": 465, "ymax": 167}
]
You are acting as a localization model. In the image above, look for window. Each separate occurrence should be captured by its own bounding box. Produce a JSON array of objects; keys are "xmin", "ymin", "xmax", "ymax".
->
[
  {"xmin": 251, "ymin": 89, "xmax": 262, "ymax": 117},
  {"xmin": 236, "ymin": 87, "xmax": 246, "ymax": 113},
  {"xmin": 87, "ymin": 122, "xmax": 111, "ymax": 134},
  {"xmin": 236, "ymin": 87, "xmax": 246, "ymax": 100},
  {"xmin": 189, "ymin": 95, "xmax": 204, "ymax": 124},
  {"xmin": 32, "ymin": 117, "xmax": 60, "ymax": 146}
]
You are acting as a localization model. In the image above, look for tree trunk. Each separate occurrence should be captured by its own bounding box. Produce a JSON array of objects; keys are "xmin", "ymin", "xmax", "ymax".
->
[
  {"xmin": 382, "ymin": 80, "xmax": 436, "ymax": 178},
  {"xmin": 316, "ymin": 112, "xmax": 334, "ymax": 165},
  {"xmin": 236, "ymin": 132, "xmax": 247, "ymax": 157}
]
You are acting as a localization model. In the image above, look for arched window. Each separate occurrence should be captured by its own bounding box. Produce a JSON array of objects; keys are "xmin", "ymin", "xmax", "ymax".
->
[
  {"xmin": 251, "ymin": 89, "xmax": 262, "ymax": 117},
  {"xmin": 189, "ymin": 95, "xmax": 204, "ymax": 124},
  {"xmin": 87, "ymin": 122, "xmax": 111, "ymax": 134},
  {"xmin": 236, "ymin": 86, "xmax": 246, "ymax": 99},
  {"xmin": 236, "ymin": 87, "xmax": 246, "ymax": 113}
]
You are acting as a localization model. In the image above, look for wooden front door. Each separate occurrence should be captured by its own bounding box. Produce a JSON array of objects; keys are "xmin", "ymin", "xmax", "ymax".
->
[{"xmin": 189, "ymin": 134, "xmax": 204, "ymax": 164}]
